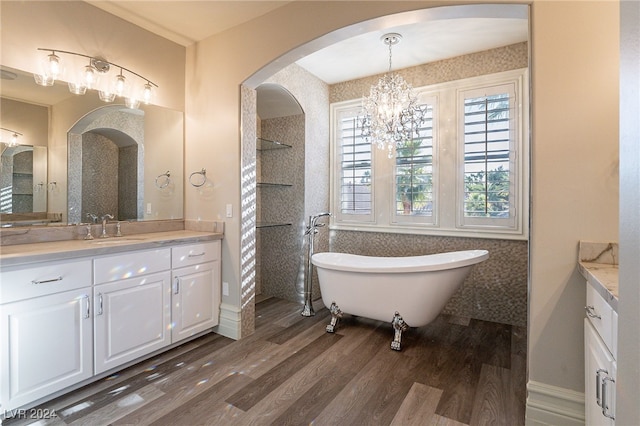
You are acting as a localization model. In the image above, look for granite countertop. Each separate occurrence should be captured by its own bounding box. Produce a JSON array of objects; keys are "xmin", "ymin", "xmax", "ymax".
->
[
  {"xmin": 578, "ymin": 241, "xmax": 618, "ymax": 311},
  {"xmin": 0, "ymin": 230, "xmax": 223, "ymax": 268}
]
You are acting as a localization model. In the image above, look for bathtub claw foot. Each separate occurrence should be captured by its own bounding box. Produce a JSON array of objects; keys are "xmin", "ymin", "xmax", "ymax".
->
[
  {"xmin": 326, "ymin": 302, "xmax": 342, "ymax": 333},
  {"xmin": 391, "ymin": 311, "xmax": 409, "ymax": 351}
]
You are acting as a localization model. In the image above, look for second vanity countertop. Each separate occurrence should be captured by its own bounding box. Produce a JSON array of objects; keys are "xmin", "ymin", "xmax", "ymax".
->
[
  {"xmin": 0, "ymin": 230, "xmax": 223, "ymax": 268},
  {"xmin": 578, "ymin": 241, "xmax": 618, "ymax": 312}
]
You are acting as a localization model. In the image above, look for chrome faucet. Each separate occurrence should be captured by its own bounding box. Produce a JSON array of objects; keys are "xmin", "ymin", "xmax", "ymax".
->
[
  {"xmin": 302, "ymin": 212, "xmax": 332, "ymax": 317},
  {"xmin": 86, "ymin": 213, "xmax": 98, "ymax": 224},
  {"xmin": 100, "ymin": 214, "xmax": 114, "ymax": 238}
]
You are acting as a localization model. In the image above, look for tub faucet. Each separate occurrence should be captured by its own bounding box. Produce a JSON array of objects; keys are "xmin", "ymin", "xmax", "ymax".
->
[
  {"xmin": 302, "ymin": 212, "xmax": 332, "ymax": 317},
  {"xmin": 100, "ymin": 214, "xmax": 114, "ymax": 238},
  {"xmin": 306, "ymin": 212, "xmax": 331, "ymax": 235}
]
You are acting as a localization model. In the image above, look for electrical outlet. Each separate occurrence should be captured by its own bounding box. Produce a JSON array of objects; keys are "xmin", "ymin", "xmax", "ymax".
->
[
  {"xmin": 226, "ymin": 204, "xmax": 232, "ymax": 218},
  {"xmin": 146, "ymin": 203, "xmax": 152, "ymax": 214},
  {"xmin": 222, "ymin": 282, "xmax": 229, "ymax": 296}
]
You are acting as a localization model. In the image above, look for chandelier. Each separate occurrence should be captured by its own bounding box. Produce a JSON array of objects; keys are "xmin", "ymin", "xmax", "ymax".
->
[
  {"xmin": 360, "ymin": 33, "xmax": 426, "ymax": 157},
  {"xmin": 34, "ymin": 48, "xmax": 158, "ymax": 108}
]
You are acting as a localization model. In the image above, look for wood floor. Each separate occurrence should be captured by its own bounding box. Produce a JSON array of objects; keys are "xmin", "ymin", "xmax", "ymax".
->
[{"xmin": 3, "ymin": 298, "xmax": 527, "ymax": 426}]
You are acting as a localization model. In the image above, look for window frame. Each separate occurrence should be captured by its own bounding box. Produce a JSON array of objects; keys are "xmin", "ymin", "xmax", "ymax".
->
[{"xmin": 330, "ymin": 68, "xmax": 529, "ymax": 240}]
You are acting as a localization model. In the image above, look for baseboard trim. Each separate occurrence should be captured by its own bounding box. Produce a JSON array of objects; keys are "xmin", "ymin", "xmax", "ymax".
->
[
  {"xmin": 526, "ymin": 380, "xmax": 585, "ymax": 426},
  {"xmin": 214, "ymin": 303, "xmax": 241, "ymax": 340}
]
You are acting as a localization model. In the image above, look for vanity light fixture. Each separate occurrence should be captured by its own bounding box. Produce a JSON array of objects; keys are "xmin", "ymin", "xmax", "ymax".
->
[
  {"xmin": 34, "ymin": 48, "xmax": 158, "ymax": 108},
  {"xmin": 0, "ymin": 128, "xmax": 22, "ymax": 147},
  {"xmin": 360, "ymin": 33, "xmax": 426, "ymax": 158}
]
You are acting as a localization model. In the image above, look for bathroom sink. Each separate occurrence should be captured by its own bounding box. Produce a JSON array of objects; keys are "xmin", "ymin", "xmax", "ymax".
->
[{"xmin": 89, "ymin": 238, "xmax": 146, "ymax": 245}]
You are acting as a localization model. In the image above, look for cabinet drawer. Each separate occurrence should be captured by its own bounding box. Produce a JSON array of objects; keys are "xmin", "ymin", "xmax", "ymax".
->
[
  {"xmin": 586, "ymin": 282, "xmax": 617, "ymax": 357},
  {"xmin": 94, "ymin": 248, "xmax": 171, "ymax": 284},
  {"xmin": 172, "ymin": 241, "xmax": 220, "ymax": 269},
  {"xmin": 0, "ymin": 258, "xmax": 92, "ymax": 304}
]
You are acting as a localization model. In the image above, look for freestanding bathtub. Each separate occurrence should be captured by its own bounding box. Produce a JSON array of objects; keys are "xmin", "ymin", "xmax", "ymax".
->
[{"xmin": 311, "ymin": 249, "xmax": 489, "ymax": 350}]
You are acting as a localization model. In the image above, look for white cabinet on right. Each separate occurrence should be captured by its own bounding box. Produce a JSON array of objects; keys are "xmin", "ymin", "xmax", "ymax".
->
[
  {"xmin": 171, "ymin": 241, "xmax": 221, "ymax": 343},
  {"xmin": 585, "ymin": 282, "xmax": 618, "ymax": 425}
]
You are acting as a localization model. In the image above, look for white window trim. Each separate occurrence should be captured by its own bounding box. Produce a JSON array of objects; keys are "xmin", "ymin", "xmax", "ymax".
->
[{"xmin": 330, "ymin": 68, "xmax": 529, "ymax": 240}]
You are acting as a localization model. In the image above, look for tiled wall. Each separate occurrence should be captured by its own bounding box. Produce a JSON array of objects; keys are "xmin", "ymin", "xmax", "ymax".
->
[{"xmin": 257, "ymin": 115, "xmax": 306, "ymax": 302}]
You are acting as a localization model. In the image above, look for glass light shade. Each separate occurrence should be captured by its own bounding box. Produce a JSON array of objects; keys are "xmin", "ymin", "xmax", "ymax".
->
[
  {"xmin": 9, "ymin": 133, "xmax": 18, "ymax": 146},
  {"xmin": 33, "ymin": 73, "xmax": 54, "ymax": 87},
  {"xmin": 98, "ymin": 90, "xmax": 116, "ymax": 102},
  {"xmin": 68, "ymin": 81, "xmax": 87, "ymax": 95},
  {"xmin": 125, "ymin": 97, "xmax": 140, "ymax": 109}
]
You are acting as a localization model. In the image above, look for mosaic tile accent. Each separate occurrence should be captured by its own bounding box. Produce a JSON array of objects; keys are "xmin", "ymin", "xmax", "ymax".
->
[
  {"xmin": 258, "ymin": 114, "xmax": 305, "ymax": 303},
  {"xmin": 330, "ymin": 42, "xmax": 528, "ymax": 103}
]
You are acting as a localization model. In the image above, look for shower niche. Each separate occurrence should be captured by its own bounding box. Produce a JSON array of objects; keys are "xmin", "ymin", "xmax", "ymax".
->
[{"xmin": 255, "ymin": 84, "xmax": 305, "ymax": 302}]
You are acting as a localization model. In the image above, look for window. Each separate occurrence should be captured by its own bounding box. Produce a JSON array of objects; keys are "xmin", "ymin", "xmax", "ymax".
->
[
  {"xmin": 458, "ymin": 84, "xmax": 517, "ymax": 230},
  {"xmin": 334, "ymin": 107, "xmax": 374, "ymax": 223},
  {"xmin": 330, "ymin": 69, "xmax": 528, "ymax": 239},
  {"xmin": 393, "ymin": 101, "xmax": 437, "ymax": 225}
]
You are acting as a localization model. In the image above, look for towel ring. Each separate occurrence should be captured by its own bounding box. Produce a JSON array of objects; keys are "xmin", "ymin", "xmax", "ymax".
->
[
  {"xmin": 189, "ymin": 168, "xmax": 207, "ymax": 187},
  {"xmin": 155, "ymin": 171, "xmax": 171, "ymax": 189}
]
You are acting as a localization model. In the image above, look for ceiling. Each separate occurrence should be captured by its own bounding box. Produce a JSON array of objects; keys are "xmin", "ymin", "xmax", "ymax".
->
[
  {"xmin": 4, "ymin": 2, "xmax": 528, "ymax": 118},
  {"xmin": 86, "ymin": 1, "xmax": 528, "ymax": 85}
]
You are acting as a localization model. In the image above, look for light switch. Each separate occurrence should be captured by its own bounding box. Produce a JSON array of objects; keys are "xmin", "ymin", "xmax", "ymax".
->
[
  {"xmin": 226, "ymin": 204, "xmax": 233, "ymax": 218},
  {"xmin": 146, "ymin": 203, "xmax": 152, "ymax": 214}
]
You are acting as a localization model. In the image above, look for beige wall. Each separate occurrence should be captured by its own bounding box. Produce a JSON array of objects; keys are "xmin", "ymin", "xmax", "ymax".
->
[{"xmin": 529, "ymin": 1, "xmax": 619, "ymax": 392}]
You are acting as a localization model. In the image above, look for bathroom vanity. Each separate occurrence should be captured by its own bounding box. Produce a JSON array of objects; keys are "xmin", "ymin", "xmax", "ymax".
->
[
  {"xmin": 0, "ymin": 230, "xmax": 222, "ymax": 413},
  {"xmin": 578, "ymin": 241, "xmax": 618, "ymax": 425}
]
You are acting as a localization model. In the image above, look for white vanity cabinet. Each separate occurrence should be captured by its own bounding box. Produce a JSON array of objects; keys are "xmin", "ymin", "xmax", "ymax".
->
[
  {"xmin": 93, "ymin": 248, "xmax": 172, "ymax": 374},
  {"xmin": 0, "ymin": 232, "xmax": 222, "ymax": 413},
  {"xmin": 0, "ymin": 258, "xmax": 93, "ymax": 412},
  {"xmin": 171, "ymin": 241, "xmax": 221, "ymax": 342},
  {"xmin": 585, "ymin": 282, "xmax": 618, "ymax": 425}
]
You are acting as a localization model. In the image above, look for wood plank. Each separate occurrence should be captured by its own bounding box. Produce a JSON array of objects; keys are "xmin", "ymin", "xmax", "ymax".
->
[
  {"xmin": 390, "ymin": 382, "xmax": 443, "ymax": 426},
  {"xmin": 265, "ymin": 323, "xmax": 388, "ymax": 425},
  {"xmin": 226, "ymin": 332, "xmax": 343, "ymax": 411},
  {"xmin": 469, "ymin": 363, "xmax": 512, "ymax": 426},
  {"xmin": 148, "ymin": 373, "xmax": 254, "ymax": 426},
  {"xmin": 67, "ymin": 384, "xmax": 165, "ymax": 426}
]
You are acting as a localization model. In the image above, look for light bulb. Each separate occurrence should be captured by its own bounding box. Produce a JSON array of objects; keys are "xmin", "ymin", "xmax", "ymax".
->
[
  {"xmin": 47, "ymin": 53, "xmax": 61, "ymax": 79},
  {"xmin": 142, "ymin": 83, "xmax": 153, "ymax": 104},
  {"xmin": 10, "ymin": 133, "xmax": 18, "ymax": 146},
  {"xmin": 115, "ymin": 73, "xmax": 126, "ymax": 97},
  {"xmin": 84, "ymin": 65, "xmax": 96, "ymax": 88}
]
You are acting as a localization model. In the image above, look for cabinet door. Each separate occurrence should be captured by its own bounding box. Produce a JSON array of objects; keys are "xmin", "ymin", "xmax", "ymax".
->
[
  {"xmin": 0, "ymin": 288, "xmax": 93, "ymax": 411},
  {"xmin": 94, "ymin": 272, "xmax": 171, "ymax": 374},
  {"xmin": 585, "ymin": 319, "xmax": 616, "ymax": 425},
  {"xmin": 172, "ymin": 261, "xmax": 220, "ymax": 343}
]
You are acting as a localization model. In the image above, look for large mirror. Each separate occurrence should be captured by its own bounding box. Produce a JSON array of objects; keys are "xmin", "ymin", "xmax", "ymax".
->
[{"xmin": 0, "ymin": 66, "xmax": 184, "ymax": 227}]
